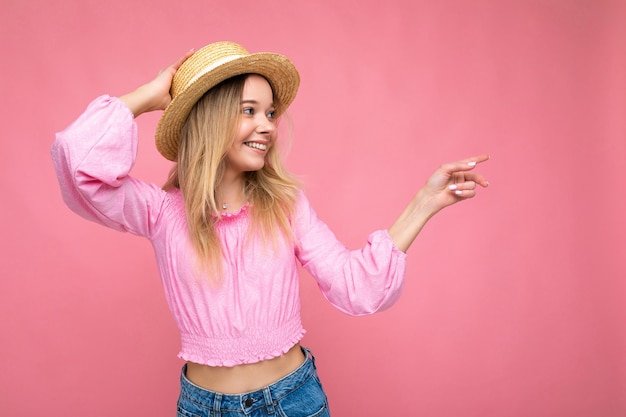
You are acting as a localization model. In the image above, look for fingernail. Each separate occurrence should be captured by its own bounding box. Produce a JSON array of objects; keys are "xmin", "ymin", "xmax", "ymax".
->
[
  {"xmin": 455, "ymin": 190, "xmax": 463, "ymax": 195},
  {"xmin": 448, "ymin": 184, "xmax": 458, "ymax": 190},
  {"xmin": 468, "ymin": 161, "xmax": 477, "ymax": 167}
]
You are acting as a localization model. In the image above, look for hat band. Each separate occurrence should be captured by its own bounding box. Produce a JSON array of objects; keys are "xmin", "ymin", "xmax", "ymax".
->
[{"xmin": 185, "ymin": 54, "xmax": 247, "ymax": 87}]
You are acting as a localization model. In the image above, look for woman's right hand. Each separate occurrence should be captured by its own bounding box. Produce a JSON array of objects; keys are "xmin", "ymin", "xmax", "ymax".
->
[{"xmin": 120, "ymin": 48, "xmax": 195, "ymax": 117}]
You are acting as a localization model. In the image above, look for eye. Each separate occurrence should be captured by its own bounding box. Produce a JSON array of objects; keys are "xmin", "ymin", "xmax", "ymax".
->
[
  {"xmin": 242, "ymin": 107, "xmax": 254, "ymax": 115},
  {"xmin": 267, "ymin": 110, "xmax": 276, "ymax": 119}
]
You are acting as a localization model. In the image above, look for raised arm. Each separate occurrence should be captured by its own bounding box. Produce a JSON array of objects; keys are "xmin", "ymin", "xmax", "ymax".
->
[
  {"xmin": 388, "ymin": 155, "xmax": 490, "ymax": 252},
  {"xmin": 50, "ymin": 49, "xmax": 196, "ymax": 236}
]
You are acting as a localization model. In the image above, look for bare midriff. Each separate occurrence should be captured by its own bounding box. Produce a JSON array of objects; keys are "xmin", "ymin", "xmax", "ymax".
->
[{"xmin": 185, "ymin": 343, "xmax": 306, "ymax": 394}]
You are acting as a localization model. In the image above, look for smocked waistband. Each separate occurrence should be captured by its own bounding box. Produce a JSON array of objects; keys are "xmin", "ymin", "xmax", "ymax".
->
[{"xmin": 178, "ymin": 315, "xmax": 306, "ymax": 367}]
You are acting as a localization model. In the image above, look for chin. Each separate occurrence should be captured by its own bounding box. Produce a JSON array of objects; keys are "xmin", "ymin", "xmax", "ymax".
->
[{"xmin": 243, "ymin": 163, "xmax": 266, "ymax": 173}]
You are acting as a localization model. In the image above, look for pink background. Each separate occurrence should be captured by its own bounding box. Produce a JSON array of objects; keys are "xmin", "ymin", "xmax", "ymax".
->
[{"xmin": 1, "ymin": 0, "xmax": 625, "ymax": 416}]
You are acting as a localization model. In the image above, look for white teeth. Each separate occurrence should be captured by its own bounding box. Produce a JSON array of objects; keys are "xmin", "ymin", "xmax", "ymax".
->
[{"xmin": 245, "ymin": 142, "xmax": 267, "ymax": 151}]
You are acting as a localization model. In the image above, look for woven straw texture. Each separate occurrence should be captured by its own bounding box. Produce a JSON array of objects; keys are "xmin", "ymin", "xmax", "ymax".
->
[{"xmin": 155, "ymin": 41, "xmax": 300, "ymax": 161}]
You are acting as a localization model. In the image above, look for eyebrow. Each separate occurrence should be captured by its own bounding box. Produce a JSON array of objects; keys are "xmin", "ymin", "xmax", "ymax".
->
[{"xmin": 241, "ymin": 99, "xmax": 274, "ymax": 107}]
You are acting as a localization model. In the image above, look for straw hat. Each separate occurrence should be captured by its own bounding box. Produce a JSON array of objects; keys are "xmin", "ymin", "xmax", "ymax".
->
[{"xmin": 155, "ymin": 41, "xmax": 300, "ymax": 161}]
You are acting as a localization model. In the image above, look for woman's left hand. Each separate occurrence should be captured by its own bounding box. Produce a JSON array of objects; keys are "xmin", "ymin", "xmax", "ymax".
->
[
  {"xmin": 421, "ymin": 154, "xmax": 490, "ymax": 214},
  {"xmin": 388, "ymin": 154, "xmax": 490, "ymax": 252}
]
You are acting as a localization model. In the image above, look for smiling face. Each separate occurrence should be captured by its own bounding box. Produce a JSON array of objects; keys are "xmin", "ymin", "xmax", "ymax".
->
[{"xmin": 223, "ymin": 74, "xmax": 277, "ymax": 180}]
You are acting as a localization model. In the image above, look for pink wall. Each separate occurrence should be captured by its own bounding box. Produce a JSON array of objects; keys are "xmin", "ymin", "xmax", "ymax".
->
[{"xmin": 1, "ymin": 0, "xmax": 624, "ymax": 415}]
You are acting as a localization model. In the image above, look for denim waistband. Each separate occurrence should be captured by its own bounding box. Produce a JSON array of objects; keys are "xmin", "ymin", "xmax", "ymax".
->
[{"xmin": 179, "ymin": 347, "xmax": 316, "ymax": 413}]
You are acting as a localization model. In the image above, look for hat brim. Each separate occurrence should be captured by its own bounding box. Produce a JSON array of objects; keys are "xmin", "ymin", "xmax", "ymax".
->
[{"xmin": 155, "ymin": 52, "xmax": 300, "ymax": 161}]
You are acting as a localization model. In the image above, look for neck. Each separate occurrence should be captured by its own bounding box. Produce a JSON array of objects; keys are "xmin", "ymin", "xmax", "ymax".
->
[{"xmin": 217, "ymin": 173, "xmax": 246, "ymax": 212}]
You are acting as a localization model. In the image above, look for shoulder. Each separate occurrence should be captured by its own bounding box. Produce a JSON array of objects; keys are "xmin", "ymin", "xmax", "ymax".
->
[
  {"xmin": 292, "ymin": 188, "xmax": 324, "ymax": 233},
  {"xmin": 161, "ymin": 187, "xmax": 186, "ymax": 218},
  {"xmin": 294, "ymin": 188, "xmax": 313, "ymax": 213}
]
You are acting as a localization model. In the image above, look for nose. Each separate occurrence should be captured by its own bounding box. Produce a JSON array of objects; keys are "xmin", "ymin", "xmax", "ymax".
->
[{"xmin": 255, "ymin": 114, "xmax": 276, "ymax": 135}]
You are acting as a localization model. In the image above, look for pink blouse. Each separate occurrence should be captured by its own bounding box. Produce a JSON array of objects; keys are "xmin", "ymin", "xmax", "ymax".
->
[{"xmin": 51, "ymin": 96, "xmax": 406, "ymax": 367}]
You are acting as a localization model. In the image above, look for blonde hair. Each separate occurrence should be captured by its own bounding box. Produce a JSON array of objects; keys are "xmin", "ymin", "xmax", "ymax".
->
[{"xmin": 163, "ymin": 74, "xmax": 300, "ymax": 282}]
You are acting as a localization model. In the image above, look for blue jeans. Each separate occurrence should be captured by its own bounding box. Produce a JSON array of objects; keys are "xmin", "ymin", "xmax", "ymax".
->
[{"xmin": 177, "ymin": 348, "xmax": 331, "ymax": 417}]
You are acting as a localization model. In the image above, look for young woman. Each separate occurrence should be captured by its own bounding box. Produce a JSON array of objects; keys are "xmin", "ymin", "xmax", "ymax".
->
[{"xmin": 51, "ymin": 42, "xmax": 489, "ymax": 417}]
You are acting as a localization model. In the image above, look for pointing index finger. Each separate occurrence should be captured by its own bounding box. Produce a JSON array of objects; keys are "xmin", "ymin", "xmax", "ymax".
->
[{"xmin": 467, "ymin": 154, "xmax": 490, "ymax": 166}]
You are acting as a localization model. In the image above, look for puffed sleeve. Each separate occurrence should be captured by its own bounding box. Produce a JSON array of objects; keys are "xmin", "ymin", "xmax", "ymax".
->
[
  {"xmin": 294, "ymin": 192, "xmax": 407, "ymax": 316},
  {"xmin": 50, "ymin": 95, "xmax": 167, "ymax": 238}
]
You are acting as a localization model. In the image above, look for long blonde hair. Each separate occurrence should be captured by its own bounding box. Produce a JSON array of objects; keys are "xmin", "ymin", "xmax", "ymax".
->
[{"xmin": 163, "ymin": 74, "xmax": 300, "ymax": 281}]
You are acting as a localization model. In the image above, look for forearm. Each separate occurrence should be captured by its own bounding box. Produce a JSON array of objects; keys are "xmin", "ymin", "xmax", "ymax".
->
[
  {"xmin": 119, "ymin": 84, "xmax": 164, "ymax": 118},
  {"xmin": 387, "ymin": 189, "xmax": 439, "ymax": 253}
]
